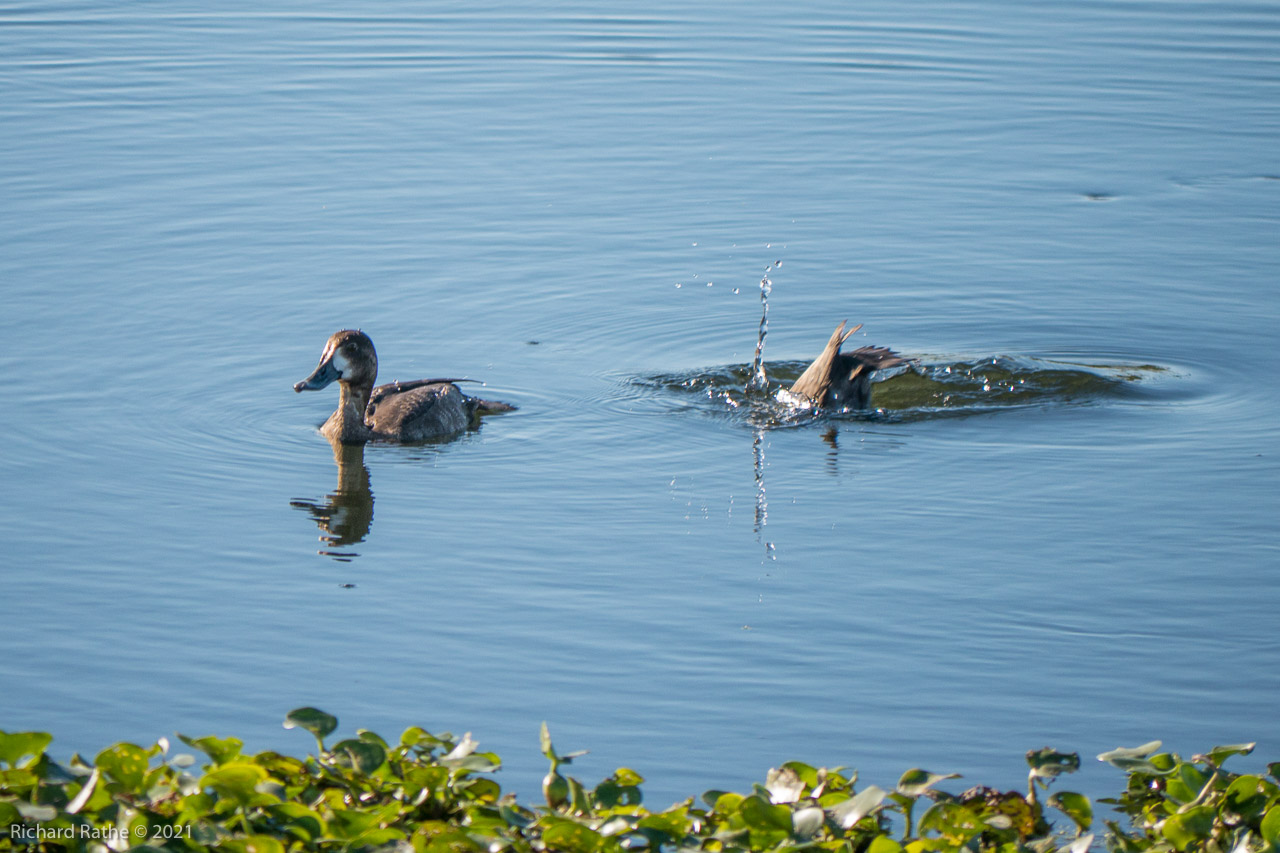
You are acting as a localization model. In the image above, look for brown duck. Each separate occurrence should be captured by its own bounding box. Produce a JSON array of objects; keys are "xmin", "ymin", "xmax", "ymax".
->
[
  {"xmin": 788, "ymin": 321, "xmax": 907, "ymax": 410},
  {"xmin": 294, "ymin": 330, "xmax": 514, "ymax": 444}
]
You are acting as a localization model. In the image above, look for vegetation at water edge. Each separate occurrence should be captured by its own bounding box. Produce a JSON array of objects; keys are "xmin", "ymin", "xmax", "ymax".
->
[{"xmin": 2, "ymin": 708, "xmax": 1278, "ymax": 852}]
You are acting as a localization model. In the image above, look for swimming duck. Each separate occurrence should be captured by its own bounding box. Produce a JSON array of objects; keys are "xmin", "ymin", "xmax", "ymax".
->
[
  {"xmin": 787, "ymin": 320, "xmax": 907, "ymax": 410},
  {"xmin": 294, "ymin": 330, "xmax": 514, "ymax": 444}
]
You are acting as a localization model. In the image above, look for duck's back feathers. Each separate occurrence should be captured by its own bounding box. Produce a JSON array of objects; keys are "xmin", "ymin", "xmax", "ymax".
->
[{"xmin": 366, "ymin": 381, "xmax": 472, "ymax": 442}]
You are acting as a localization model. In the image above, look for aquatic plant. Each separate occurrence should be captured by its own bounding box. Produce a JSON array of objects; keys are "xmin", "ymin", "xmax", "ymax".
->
[{"xmin": 1, "ymin": 710, "xmax": 1277, "ymax": 852}]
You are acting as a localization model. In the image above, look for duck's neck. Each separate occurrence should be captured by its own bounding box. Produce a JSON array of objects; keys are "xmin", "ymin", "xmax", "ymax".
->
[{"xmin": 324, "ymin": 381, "xmax": 375, "ymax": 444}]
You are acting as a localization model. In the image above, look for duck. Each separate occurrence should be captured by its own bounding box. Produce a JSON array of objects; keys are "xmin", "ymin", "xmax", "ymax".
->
[
  {"xmin": 293, "ymin": 330, "xmax": 514, "ymax": 444},
  {"xmin": 787, "ymin": 320, "xmax": 907, "ymax": 410}
]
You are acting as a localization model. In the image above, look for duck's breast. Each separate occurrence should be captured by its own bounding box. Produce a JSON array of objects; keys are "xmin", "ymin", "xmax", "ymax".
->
[{"xmin": 366, "ymin": 381, "xmax": 471, "ymax": 441}]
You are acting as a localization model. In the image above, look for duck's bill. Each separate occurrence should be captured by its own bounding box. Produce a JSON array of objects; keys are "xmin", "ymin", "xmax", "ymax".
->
[{"xmin": 294, "ymin": 358, "xmax": 340, "ymax": 392}]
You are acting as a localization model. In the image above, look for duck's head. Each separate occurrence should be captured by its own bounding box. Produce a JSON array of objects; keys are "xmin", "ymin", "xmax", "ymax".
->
[{"xmin": 294, "ymin": 330, "xmax": 378, "ymax": 392}]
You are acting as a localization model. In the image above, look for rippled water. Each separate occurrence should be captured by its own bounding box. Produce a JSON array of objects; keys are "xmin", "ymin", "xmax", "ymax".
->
[{"xmin": 2, "ymin": 0, "xmax": 1278, "ymax": 811}]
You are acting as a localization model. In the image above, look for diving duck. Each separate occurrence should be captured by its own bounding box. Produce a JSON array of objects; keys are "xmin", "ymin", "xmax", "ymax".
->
[
  {"xmin": 294, "ymin": 330, "xmax": 514, "ymax": 444},
  {"xmin": 787, "ymin": 320, "xmax": 907, "ymax": 410}
]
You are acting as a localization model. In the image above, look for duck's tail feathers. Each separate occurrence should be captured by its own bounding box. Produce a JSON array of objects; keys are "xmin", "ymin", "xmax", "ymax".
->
[{"xmin": 789, "ymin": 320, "xmax": 863, "ymax": 403}]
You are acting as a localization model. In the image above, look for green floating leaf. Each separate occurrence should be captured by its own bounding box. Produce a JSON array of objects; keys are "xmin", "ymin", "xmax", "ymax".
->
[
  {"xmin": 1097, "ymin": 741, "xmax": 1161, "ymax": 764},
  {"xmin": 1026, "ymin": 748, "xmax": 1080, "ymax": 778},
  {"xmin": 332, "ymin": 738, "xmax": 386, "ymax": 775},
  {"xmin": 95, "ymin": 742, "xmax": 151, "ymax": 790},
  {"xmin": 738, "ymin": 794, "xmax": 793, "ymax": 833},
  {"xmin": 283, "ymin": 708, "xmax": 337, "ymax": 742},
  {"xmin": 1161, "ymin": 806, "xmax": 1214, "ymax": 851},
  {"xmin": 500, "ymin": 802, "xmax": 535, "ymax": 829},
  {"xmin": 0, "ymin": 731, "xmax": 53, "ymax": 768},
  {"xmin": 830, "ymin": 784, "xmax": 887, "ymax": 829},
  {"xmin": 218, "ymin": 837, "xmax": 285, "ymax": 853},
  {"xmin": 1223, "ymin": 774, "xmax": 1276, "ymax": 820},
  {"xmin": 918, "ymin": 802, "xmax": 984, "ymax": 844},
  {"xmin": 792, "ymin": 806, "xmax": 825, "ymax": 838},
  {"xmin": 15, "ymin": 802, "xmax": 57, "ymax": 822},
  {"xmin": 177, "ymin": 733, "xmax": 244, "ymax": 766},
  {"xmin": 867, "ymin": 835, "xmax": 904, "ymax": 853},
  {"xmin": 267, "ymin": 802, "xmax": 326, "ymax": 842},
  {"xmin": 540, "ymin": 721, "xmax": 555, "ymax": 760},
  {"xmin": 542, "ymin": 819, "xmax": 604, "ymax": 853},
  {"xmin": 897, "ymin": 768, "xmax": 960, "ymax": 796},
  {"xmin": 66, "ymin": 767, "xmax": 101, "ymax": 814},
  {"xmin": 200, "ymin": 761, "xmax": 269, "ymax": 805},
  {"xmin": 327, "ymin": 807, "xmax": 381, "ymax": 840},
  {"xmin": 543, "ymin": 769, "xmax": 569, "ymax": 809},
  {"xmin": 1097, "ymin": 741, "xmax": 1175, "ymax": 775},
  {"xmin": 1048, "ymin": 790, "xmax": 1093, "ymax": 832},
  {"xmin": 400, "ymin": 725, "xmax": 442, "ymax": 749},
  {"xmin": 593, "ymin": 777, "xmax": 642, "ymax": 808},
  {"xmin": 1165, "ymin": 763, "xmax": 1209, "ymax": 804},
  {"xmin": 1198, "ymin": 742, "xmax": 1256, "ymax": 767},
  {"xmin": 637, "ymin": 806, "xmax": 691, "ymax": 839},
  {"xmin": 1261, "ymin": 803, "xmax": 1280, "ymax": 845},
  {"xmin": 711, "ymin": 791, "xmax": 744, "ymax": 813},
  {"xmin": 614, "ymin": 767, "xmax": 644, "ymax": 787}
]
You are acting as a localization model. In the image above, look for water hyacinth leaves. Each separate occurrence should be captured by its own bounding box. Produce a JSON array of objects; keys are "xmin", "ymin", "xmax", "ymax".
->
[
  {"xmin": 831, "ymin": 784, "xmax": 888, "ymax": 829},
  {"xmin": 0, "ymin": 730, "xmax": 53, "ymax": 768},
  {"xmin": 178, "ymin": 732, "xmax": 244, "ymax": 766},
  {"xmin": 282, "ymin": 707, "xmax": 337, "ymax": 752},
  {"xmin": 1048, "ymin": 790, "xmax": 1093, "ymax": 835},
  {"xmin": 1099, "ymin": 741, "xmax": 1280, "ymax": 851},
  {"xmin": 540, "ymin": 722, "xmax": 589, "ymax": 811},
  {"xmin": 4, "ymin": 716, "xmax": 1280, "ymax": 853},
  {"xmin": 1097, "ymin": 740, "xmax": 1171, "ymax": 774}
]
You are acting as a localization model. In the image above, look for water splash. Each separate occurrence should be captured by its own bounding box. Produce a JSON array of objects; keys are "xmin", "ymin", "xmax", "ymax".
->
[
  {"xmin": 634, "ymin": 355, "xmax": 1165, "ymax": 429},
  {"xmin": 745, "ymin": 262, "xmax": 780, "ymax": 394}
]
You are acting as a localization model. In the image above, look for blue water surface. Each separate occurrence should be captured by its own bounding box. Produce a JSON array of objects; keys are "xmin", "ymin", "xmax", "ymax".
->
[{"xmin": 2, "ymin": 0, "xmax": 1278, "ymax": 810}]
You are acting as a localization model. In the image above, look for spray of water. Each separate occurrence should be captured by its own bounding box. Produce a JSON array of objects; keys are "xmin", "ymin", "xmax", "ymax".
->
[{"xmin": 746, "ymin": 261, "xmax": 780, "ymax": 394}]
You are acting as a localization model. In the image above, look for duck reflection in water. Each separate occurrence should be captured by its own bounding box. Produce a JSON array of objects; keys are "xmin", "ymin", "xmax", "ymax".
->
[{"xmin": 290, "ymin": 439, "xmax": 375, "ymax": 561}]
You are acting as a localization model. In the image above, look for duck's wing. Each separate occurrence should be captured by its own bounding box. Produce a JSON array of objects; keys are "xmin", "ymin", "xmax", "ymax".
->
[
  {"xmin": 365, "ymin": 381, "xmax": 471, "ymax": 441},
  {"xmin": 845, "ymin": 346, "xmax": 908, "ymax": 373},
  {"xmin": 368, "ymin": 378, "xmax": 470, "ymax": 405},
  {"xmin": 788, "ymin": 321, "xmax": 862, "ymax": 405}
]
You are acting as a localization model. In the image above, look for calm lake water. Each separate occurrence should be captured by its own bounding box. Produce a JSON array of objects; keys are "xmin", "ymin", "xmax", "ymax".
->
[{"xmin": 3, "ymin": 0, "xmax": 1278, "ymax": 812}]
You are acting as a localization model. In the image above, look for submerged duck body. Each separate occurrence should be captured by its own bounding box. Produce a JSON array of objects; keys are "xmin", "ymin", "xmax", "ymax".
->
[
  {"xmin": 294, "ymin": 330, "xmax": 514, "ymax": 444},
  {"xmin": 788, "ymin": 320, "xmax": 907, "ymax": 410}
]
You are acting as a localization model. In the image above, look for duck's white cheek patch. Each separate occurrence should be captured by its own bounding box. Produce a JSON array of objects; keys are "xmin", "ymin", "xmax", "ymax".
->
[{"xmin": 332, "ymin": 351, "xmax": 351, "ymax": 377}]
